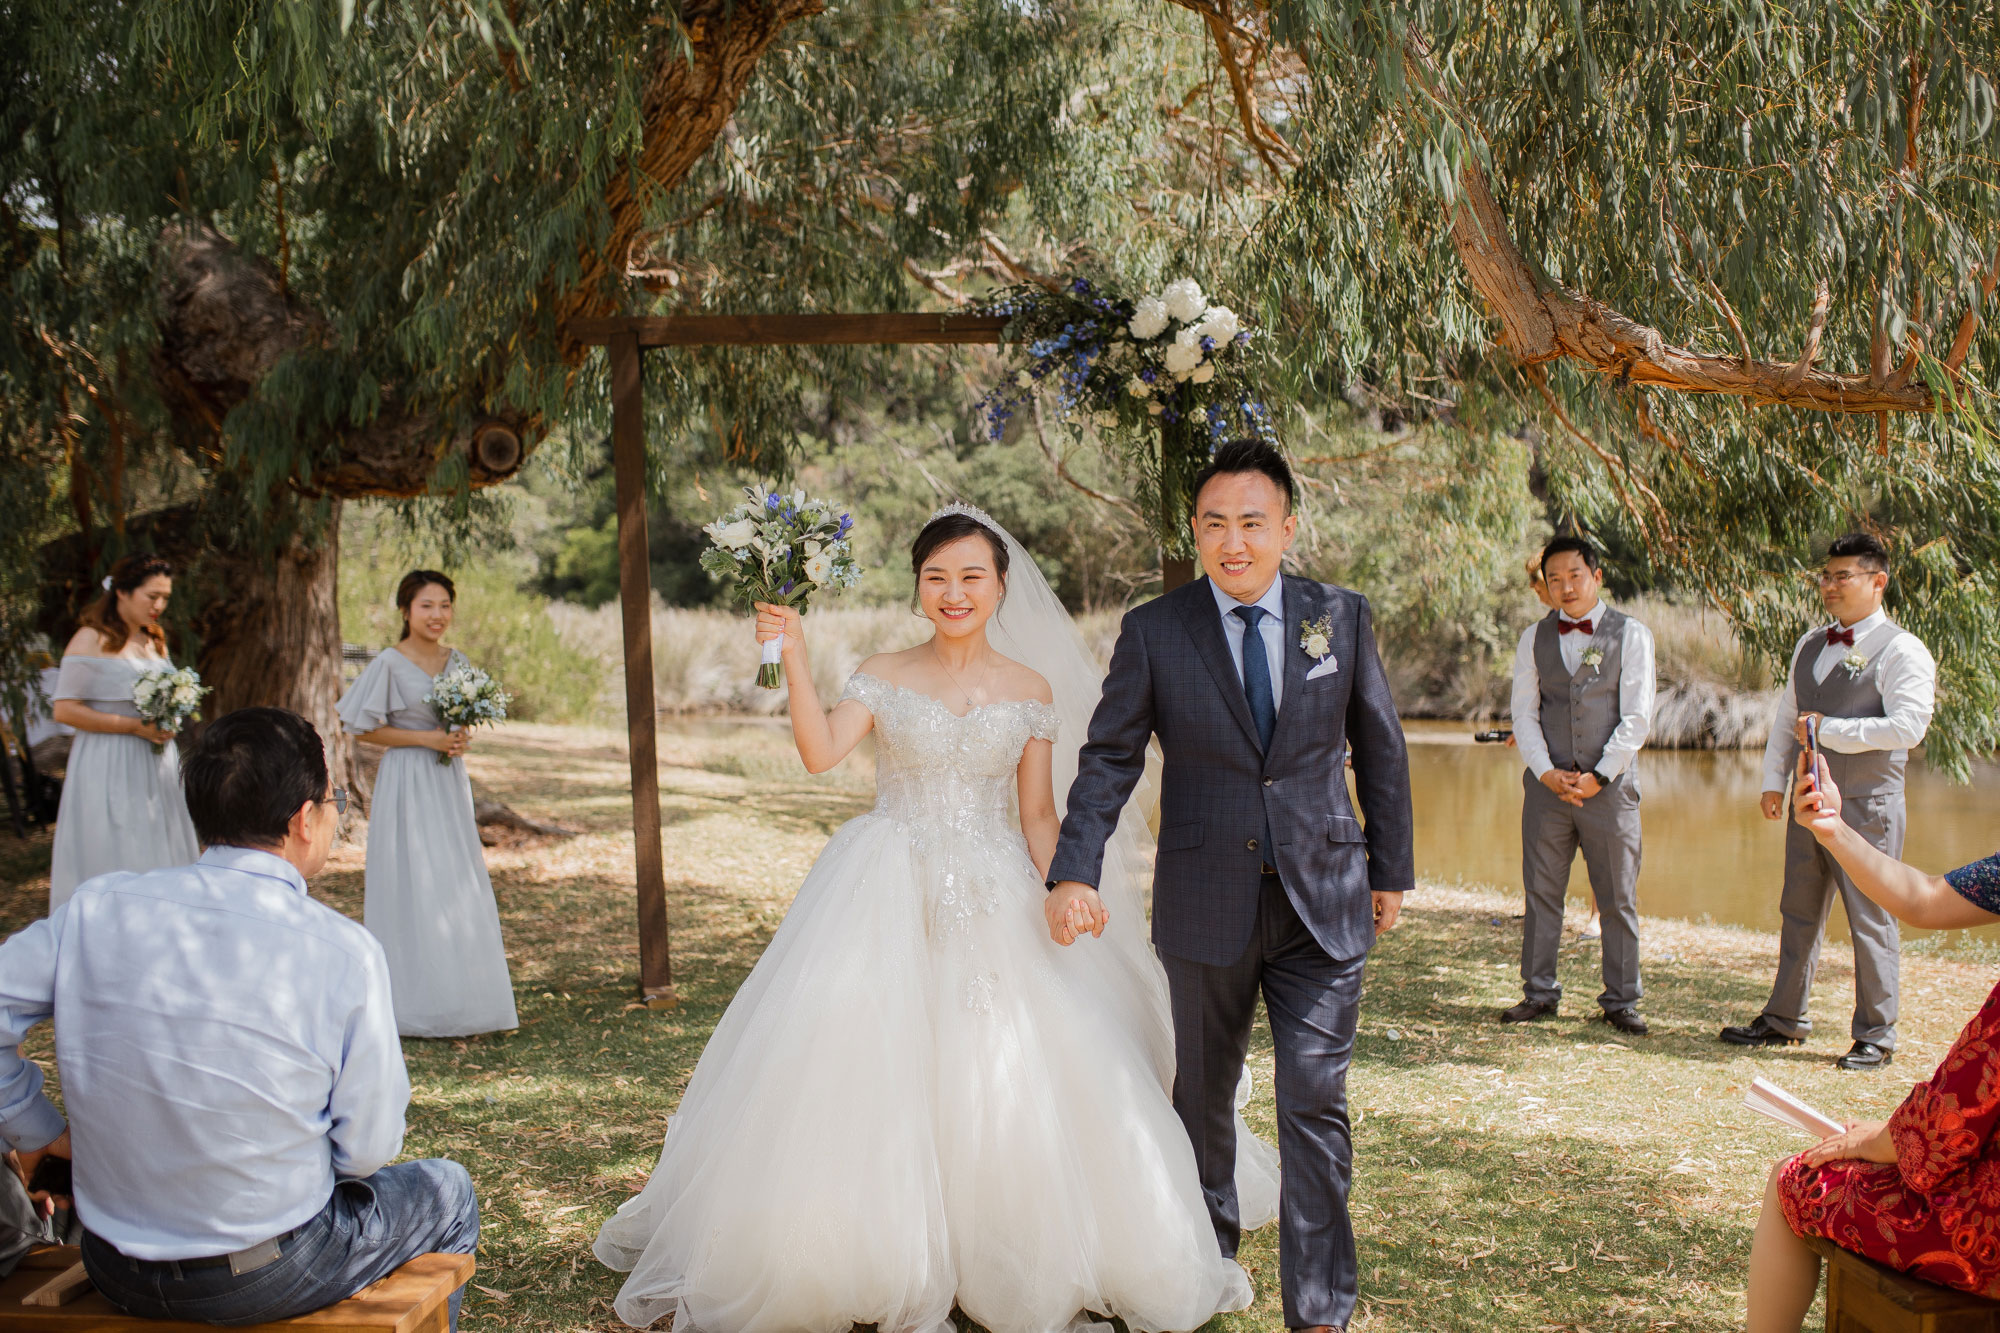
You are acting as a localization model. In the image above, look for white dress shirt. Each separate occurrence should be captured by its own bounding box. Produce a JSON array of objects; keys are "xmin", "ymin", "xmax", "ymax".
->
[
  {"xmin": 0, "ymin": 846, "xmax": 409, "ymax": 1259},
  {"xmin": 1758, "ymin": 609, "xmax": 1936, "ymax": 792},
  {"xmin": 1210, "ymin": 573, "xmax": 1288, "ymax": 712},
  {"xmin": 1509, "ymin": 600, "xmax": 1657, "ymax": 781}
]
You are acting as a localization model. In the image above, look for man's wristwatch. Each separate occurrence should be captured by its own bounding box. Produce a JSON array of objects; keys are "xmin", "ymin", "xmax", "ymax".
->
[{"xmin": 1589, "ymin": 769, "xmax": 1611, "ymax": 787}]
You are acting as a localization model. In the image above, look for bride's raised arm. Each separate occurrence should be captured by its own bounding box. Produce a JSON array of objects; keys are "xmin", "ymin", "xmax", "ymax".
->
[{"xmin": 756, "ymin": 603, "xmax": 873, "ymax": 773}]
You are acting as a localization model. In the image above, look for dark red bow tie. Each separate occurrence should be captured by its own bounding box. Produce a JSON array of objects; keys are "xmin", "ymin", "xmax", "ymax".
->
[
  {"xmin": 1559, "ymin": 618, "xmax": 1593, "ymax": 635},
  {"xmin": 1826, "ymin": 626, "xmax": 1856, "ymax": 647}
]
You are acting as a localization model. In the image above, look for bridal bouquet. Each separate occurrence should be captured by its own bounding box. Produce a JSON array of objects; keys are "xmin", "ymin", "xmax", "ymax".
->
[
  {"xmin": 700, "ymin": 485, "xmax": 863, "ymax": 688},
  {"xmin": 131, "ymin": 665, "xmax": 206, "ymax": 752},
  {"xmin": 425, "ymin": 665, "xmax": 511, "ymax": 765}
]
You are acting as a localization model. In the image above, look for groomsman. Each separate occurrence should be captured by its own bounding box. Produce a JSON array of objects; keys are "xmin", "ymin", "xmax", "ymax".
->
[
  {"xmin": 1720, "ymin": 533, "xmax": 1935, "ymax": 1070},
  {"xmin": 1501, "ymin": 536, "xmax": 1655, "ymax": 1034}
]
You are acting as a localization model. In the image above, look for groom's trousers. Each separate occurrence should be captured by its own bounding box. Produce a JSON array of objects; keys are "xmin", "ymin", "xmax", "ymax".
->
[{"xmin": 1160, "ymin": 871, "xmax": 1365, "ymax": 1331}]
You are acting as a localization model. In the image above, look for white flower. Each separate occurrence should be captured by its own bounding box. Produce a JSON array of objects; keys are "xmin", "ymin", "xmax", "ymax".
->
[
  {"xmin": 710, "ymin": 518, "xmax": 758, "ymax": 549},
  {"xmin": 1162, "ymin": 277, "xmax": 1206, "ymax": 324},
  {"xmin": 1163, "ymin": 335, "xmax": 1204, "ymax": 379},
  {"xmin": 804, "ymin": 552, "xmax": 835, "ymax": 585},
  {"xmin": 791, "ymin": 489, "xmax": 806, "ymax": 508},
  {"xmin": 1842, "ymin": 650, "xmax": 1870, "ymax": 678},
  {"xmin": 1127, "ymin": 296, "xmax": 1170, "ymax": 340},
  {"xmin": 1146, "ymin": 401, "xmax": 1165, "ymax": 416},
  {"xmin": 1016, "ymin": 370, "xmax": 1034, "ymax": 388},
  {"xmin": 1126, "ymin": 375, "xmax": 1153, "ymax": 398},
  {"xmin": 1582, "ymin": 646, "xmax": 1606, "ymax": 672},
  {"xmin": 1304, "ymin": 632, "xmax": 1329, "ymax": 660},
  {"xmin": 1194, "ymin": 304, "xmax": 1241, "ymax": 345},
  {"xmin": 1093, "ymin": 411, "xmax": 1119, "ymax": 427},
  {"xmin": 1190, "ymin": 362, "xmax": 1216, "ymax": 384}
]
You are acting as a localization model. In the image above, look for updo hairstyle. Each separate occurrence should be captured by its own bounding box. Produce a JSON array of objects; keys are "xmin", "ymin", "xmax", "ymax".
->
[{"xmin": 79, "ymin": 553, "xmax": 173, "ymax": 653}]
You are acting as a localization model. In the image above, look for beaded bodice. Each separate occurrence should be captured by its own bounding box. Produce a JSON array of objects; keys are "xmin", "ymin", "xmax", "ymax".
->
[{"xmin": 840, "ymin": 672, "xmax": 1059, "ymax": 833}]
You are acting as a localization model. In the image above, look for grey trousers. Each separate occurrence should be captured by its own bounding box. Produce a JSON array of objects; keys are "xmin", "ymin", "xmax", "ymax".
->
[
  {"xmin": 1760, "ymin": 792, "xmax": 1904, "ymax": 1048},
  {"xmin": 1520, "ymin": 771, "xmax": 1643, "ymax": 1012},
  {"xmin": 1158, "ymin": 873, "xmax": 1366, "ymax": 1331}
]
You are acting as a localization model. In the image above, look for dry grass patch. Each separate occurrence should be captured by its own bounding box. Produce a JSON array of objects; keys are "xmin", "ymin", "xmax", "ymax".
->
[{"xmin": 5, "ymin": 722, "xmax": 1993, "ymax": 1331}]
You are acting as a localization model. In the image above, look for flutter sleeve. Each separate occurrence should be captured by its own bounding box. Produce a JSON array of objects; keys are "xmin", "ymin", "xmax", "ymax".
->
[
  {"xmin": 1888, "ymin": 975, "xmax": 2000, "ymax": 1193},
  {"xmin": 1024, "ymin": 701, "xmax": 1061, "ymax": 744},
  {"xmin": 336, "ymin": 652, "xmax": 400, "ymax": 734},
  {"xmin": 51, "ymin": 656, "xmax": 92, "ymax": 702},
  {"xmin": 1945, "ymin": 853, "xmax": 2000, "ymax": 917}
]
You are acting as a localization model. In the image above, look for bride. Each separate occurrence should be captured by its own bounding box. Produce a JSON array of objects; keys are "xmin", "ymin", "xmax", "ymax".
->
[{"xmin": 593, "ymin": 504, "xmax": 1275, "ymax": 1333}]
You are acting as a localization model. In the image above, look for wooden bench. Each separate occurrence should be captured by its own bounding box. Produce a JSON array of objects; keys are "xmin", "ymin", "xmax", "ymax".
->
[
  {"xmin": 1806, "ymin": 1234, "xmax": 2000, "ymax": 1332},
  {"xmin": 0, "ymin": 1246, "xmax": 473, "ymax": 1333}
]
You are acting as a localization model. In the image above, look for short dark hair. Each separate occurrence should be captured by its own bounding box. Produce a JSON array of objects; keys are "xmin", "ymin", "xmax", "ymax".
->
[
  {"xmin": 1192, "ymin": 439, "xmax": 1295, "ymax": 515},
  {"xmin": 1540, "ymin": 535, "xmax": 1601, "ymax": 573},
  {"xmin": 910, "ymin": 513, "xmax": 1009, "ymax": 582},
  {"xmin": 1826, "ymin": 532, "xmax": 1890, "ymax": 573},
  {"xmin": 181, "ymin": 708, "xmax": 329, "ymax": 849}
]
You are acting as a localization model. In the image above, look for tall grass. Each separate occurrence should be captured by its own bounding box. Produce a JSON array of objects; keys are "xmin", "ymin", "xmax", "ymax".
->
[{"xmin": 545, "ymin": 596, "xmax": 1777, "ymax": 747}]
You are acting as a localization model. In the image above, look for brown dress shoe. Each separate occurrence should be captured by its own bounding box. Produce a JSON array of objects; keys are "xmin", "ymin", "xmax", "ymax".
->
[{"xmin": 1500, "ymin": 997, "xmax": 1558, "ymax": 1024}]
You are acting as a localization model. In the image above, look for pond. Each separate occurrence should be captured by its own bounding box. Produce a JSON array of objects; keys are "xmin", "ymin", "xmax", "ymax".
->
[{"xmin": 1400, "ymin": 720, "xmax": 1998, "ymax": 943}]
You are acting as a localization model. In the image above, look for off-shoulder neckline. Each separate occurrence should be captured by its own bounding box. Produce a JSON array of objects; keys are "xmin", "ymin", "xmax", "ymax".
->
[{"xmin": 849, "ymin": 671, "xmax": 1055, "ymax": 722}]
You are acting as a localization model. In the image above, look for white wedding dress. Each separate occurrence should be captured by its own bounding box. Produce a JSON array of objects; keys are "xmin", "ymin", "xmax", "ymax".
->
[{"xmin": 594, "ymin": 666, "xmax": 1271, "ymax": 1333}]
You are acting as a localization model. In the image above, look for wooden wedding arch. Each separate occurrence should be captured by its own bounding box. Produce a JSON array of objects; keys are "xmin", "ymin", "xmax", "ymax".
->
[{"xmin": 568, "ymin": 313, "xmax": 1011, "ymax": 1004}]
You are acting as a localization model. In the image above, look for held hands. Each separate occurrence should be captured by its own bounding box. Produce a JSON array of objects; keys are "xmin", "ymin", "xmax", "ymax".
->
[
  {"xmin": 130, "ymin": 719, "xmax": 172, "ymax": 745},
  {"xmin": 1799, "ymin": 1119, "xmax": 1896, "ymax": 1169},
  {"xmin": 1539, "ymin": 769, "xmax": 1598, "ymax": 807},
  {"xmin": 430, "ymin": 728, "xmax": 470, "ymax": 758},
  {"xmin": 1045, "ymin": 881, "xmax": 1109, "ymax": 946},
  {"xmin": 754, "ymin": 603, "xmax": 807, "ymax": 662}
]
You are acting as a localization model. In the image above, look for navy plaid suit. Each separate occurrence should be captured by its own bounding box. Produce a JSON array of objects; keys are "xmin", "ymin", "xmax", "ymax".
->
[{"xmin": 1050, "ymin": 573, "xmax": 1413, "ymax": 1329}]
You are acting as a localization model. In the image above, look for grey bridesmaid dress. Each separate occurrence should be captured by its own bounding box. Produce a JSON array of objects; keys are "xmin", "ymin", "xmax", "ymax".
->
[
  {"xmin": 337, "ymin": 646, "xmax": 518, "ymax": 1037},
  {"xmin": 48, "ymin": 654, "xmax": 200, "ymax": 912}
]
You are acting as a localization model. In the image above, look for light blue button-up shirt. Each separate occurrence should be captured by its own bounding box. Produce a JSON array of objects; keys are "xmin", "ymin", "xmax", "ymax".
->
[
  {"xmin": 1209, "ymin": 573, "xmax": 1288, "ymax": 712},
  {"xmin": 0, "ymin": 846, "xmax": 409, "ymax": 1260}
]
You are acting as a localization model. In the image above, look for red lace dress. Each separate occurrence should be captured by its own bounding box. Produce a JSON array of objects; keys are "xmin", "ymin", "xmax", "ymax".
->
[{"xmin": 1781, "ymin": 956, "xmax": 2000, "ymax": 1294}]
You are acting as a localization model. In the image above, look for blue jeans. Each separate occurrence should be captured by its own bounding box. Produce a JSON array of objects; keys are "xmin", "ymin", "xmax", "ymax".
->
[{"xmin": 81, "ymin": 1159, "xmax": 478, "ymax": 1329}]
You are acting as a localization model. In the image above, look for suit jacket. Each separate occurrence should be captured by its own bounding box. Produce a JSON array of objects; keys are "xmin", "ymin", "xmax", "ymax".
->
[{"xmin": 1049, "ymin": 574, "xmax": 1415, "ymax": 966}]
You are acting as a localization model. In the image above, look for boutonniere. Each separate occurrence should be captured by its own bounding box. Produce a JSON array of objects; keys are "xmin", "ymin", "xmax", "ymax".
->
[
  {"xmin": 1581, "ymin": 646, "xmax": 1606, "ymax": 674},
  {"xmin": 1300, "ymin": 614, "xmax": 1335, "ymax": 666},
  {"xmin": 1841, "ymin": 650, "xmax": 1870, "ymax": 680}
]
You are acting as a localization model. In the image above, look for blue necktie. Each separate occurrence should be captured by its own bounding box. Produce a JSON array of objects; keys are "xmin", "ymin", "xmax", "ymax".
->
[{"xmin": 1234, "ymin": 605, "xmax": 1277, "ymax": 752}]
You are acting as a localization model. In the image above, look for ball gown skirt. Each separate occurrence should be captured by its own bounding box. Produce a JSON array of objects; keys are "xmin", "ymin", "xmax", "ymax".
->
[{"xmin": 594, "ymin": 674, "xmax": 1266, "ymax": 1333}]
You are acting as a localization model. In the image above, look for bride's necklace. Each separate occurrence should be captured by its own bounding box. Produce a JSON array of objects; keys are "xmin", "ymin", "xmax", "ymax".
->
[{"xmin": 930, "ymin": 641, "xmax": 988, "ymax": 711}]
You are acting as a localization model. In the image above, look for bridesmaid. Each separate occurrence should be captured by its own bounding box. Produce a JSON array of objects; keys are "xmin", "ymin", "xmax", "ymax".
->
[
  {"xmin": 337, "ymin": 569, "xmax": 518, "ymax": 1038},
  {"xmin": 48, "ymin": 554, "xmax": 200, "ymax": 911}
]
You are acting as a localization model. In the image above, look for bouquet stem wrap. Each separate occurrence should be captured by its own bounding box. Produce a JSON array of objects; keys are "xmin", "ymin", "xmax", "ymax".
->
[{"xmin": 758, "ymin": 634, "xmax": 785, "ymax": 690}]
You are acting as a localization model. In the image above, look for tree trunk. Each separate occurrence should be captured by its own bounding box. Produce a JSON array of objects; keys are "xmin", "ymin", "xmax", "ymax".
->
[{"xmin": 191, "ymin": 501, "xmax": 364, "ymax": 804}]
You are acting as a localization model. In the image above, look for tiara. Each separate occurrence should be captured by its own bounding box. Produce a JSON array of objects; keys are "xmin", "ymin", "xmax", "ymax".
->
[{"xmin": 926, "ymin": 500, "xmax": 1004, "ymax": 532}]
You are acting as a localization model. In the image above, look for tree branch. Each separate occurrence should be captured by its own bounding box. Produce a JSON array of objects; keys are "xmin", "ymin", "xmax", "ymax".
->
[
  {"xmin": 1030, "ymin": 397, "xmax": 1143, "ymax": 521},
  {"xmin": 1165, "ymin": 0, "xmax": 1299, "ymax": 176},
  {"xmin": 1403, "ymin": 36, "xmax": 1938, "ymax": 415},
  {"xmin": 1782, "ymin": 281, "xmax": 1830, "ymax": 390},
  {"xmin": 1943, "ymin": 241, "xmax": 2000, "ymax": 376}
]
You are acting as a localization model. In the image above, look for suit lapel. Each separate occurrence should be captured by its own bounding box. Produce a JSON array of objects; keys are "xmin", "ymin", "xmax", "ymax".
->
[
  {"xmin": 1174, "ymin": 579, "xmax": 1263, "ymax": 751},
  {"xmin": 1273, "ymin": 574, "xmax": 1313, "ymax": 732}
]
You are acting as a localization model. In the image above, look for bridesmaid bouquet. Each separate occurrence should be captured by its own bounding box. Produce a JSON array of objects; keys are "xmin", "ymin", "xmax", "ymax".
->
[
  {"xmin": 131, "ymin": 665, "xmax": 207, "ymax": 753},
  {"xmin": 425, "ymin": 666, "xmax": 511, "ymax": 765},
  {"xmin": 700, "ymin": 485, "xmax": 863, "ymax": 687}
]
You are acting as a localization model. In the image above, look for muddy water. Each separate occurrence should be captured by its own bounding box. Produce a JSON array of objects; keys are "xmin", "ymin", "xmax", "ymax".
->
[{"xmin": 1400, "ymin": 720, "xmax": 1998, "ymax": 943}]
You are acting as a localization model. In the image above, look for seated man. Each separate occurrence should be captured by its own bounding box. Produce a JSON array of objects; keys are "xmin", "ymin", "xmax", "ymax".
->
[{"xmin": 0, "ymin": 707, "xmax": 477, "ymax": 1327}]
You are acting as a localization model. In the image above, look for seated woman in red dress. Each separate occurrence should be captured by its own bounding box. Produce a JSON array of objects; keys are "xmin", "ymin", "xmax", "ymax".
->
[{"xmin": 1748, "ymin": 754, "xmax": 2000, "ymax": 1331}]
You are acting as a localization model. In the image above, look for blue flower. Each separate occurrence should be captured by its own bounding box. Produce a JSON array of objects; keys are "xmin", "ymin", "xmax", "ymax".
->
[
  {"xmin": 1140, "ymin": 368, "xmax": 1157, "ymax": 383},
  {"xmin": 765, "ymin": 493, "xmax": 781, "ymax": 510},
  {"xmin": 1072, "ymin": 278, "xmax": 1092, "ymax": 295}
]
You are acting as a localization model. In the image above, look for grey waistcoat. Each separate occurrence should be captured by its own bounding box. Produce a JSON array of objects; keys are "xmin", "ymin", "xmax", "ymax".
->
[
  {"xmin": 1793, "ymin": 623, "xmax": 1907, "ymax": 797},
  {"xmin": 1533, "ymin": 606, "xmax": 1634, "ymax": 786}
]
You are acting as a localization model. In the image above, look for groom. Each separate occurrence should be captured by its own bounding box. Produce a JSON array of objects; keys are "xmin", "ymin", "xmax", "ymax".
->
[{"xmin": 1048, "ymin": 439, "xmax": 1413, "ymax": 1332}]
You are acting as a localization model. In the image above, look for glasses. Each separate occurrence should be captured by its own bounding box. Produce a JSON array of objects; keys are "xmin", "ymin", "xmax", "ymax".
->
[
  {"xmin": 1815, "ymin": 570, "xmax": 1876, "ymax": 588},
  {"xmin": 324, "ymin": 788, "xmax": 348, "ymax": 816}
]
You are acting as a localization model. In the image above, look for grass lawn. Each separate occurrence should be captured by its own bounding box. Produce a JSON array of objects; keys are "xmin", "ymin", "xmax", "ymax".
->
[{"xmin": 4, "ymin": 718, "xmax": 1993, "ymax": 1331}]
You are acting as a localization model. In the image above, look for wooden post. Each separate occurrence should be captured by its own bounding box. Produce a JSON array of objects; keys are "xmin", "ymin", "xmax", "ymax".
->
[{"xmin": 608, "ymin": 332, "xmax": 675, "ymax": 1006}]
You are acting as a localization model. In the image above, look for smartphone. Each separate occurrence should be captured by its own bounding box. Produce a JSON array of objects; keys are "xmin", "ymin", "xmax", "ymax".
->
[
  {"xmin": 1804, "ymin": 715, "xmax": 1820, "ymax": 763},
  {"xmin": 1472, "ymin": 729, "xmax": 1514, "ymax": 744}
]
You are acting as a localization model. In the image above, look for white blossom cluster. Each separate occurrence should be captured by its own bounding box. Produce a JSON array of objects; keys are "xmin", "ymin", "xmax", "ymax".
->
[
  {"xmin": 700, "ymin": 485, "xmax": 863, "ymax": 605},
  {"xmin": 1122, "ymin": 278, "xmax": 1245, "ymax": 410},
  {"xmin": 131, "ymin": 665, "xmax": 206, "ymax": 748},
  {"xmin": 425, "ymin": 665, "xmax": 511, "ymax": 764}
]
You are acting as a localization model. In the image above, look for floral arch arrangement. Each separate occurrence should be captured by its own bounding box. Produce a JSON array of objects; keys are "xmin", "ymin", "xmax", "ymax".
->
[{"xmin": 978, "ymin": 276, "xmax": 1275, "ymax": 556}]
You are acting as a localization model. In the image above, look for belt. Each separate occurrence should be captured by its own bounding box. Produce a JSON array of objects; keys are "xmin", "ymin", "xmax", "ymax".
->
[{"xmin": 117, "ymin": 1222, "xmax": 310, "ymax": 1277}]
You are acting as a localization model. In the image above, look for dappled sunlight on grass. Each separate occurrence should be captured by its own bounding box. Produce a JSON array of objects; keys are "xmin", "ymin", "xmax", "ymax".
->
[{"xmin": 6, "ymin": 720, "xmax": 1992, "ymax": 1330}]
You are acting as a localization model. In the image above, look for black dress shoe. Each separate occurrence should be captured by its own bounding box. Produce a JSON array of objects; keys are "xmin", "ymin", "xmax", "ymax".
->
[
  {"xmin": 1601, "ymin": 1008, "xmax": 1649, "ymax": 1036},
  {"xmin": 1500, "ymin": 998, "xmax": 1558, "ymax": 1024},
  {"xmin": 1837, "ymin": 1041, "xmax": 1893, "ymax": 1071},
  {"xmin": 1719, "ymin": 1015, "xmax": 1803, "ymax": 1047}
]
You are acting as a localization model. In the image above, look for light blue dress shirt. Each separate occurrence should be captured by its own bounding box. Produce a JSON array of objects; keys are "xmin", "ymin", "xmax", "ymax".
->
[
  {"xmin": 0, "ymin": 846, "xmax": 409, "ymax": 1259},
  {"xmin": 1209, "ymin": 573, "xmax": 1288, "ymax": 712}
]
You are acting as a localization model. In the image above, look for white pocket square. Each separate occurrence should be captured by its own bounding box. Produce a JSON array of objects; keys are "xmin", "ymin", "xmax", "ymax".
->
[{"xmin": 1306, "ymin": 656, "xmax": 1340, "ymax": 681}]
